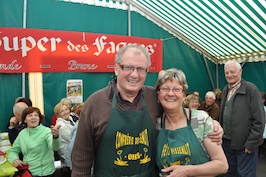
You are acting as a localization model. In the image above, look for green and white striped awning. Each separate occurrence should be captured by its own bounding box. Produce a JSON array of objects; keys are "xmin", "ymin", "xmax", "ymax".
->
[{"xmin": 62, "ymin": 0, "xmax": 266, "ymax": 64}]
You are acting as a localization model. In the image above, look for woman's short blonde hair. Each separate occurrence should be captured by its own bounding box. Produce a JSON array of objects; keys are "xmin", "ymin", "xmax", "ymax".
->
[
  {"xmin": 155, "ymin": 68, "xmax": 188, "ymax": 96},
  {"xmin": 54, "ymin": 102, "xmax": 70, "ymax": 117},
  {"xmin": 183, "ymin": 94, "xmax": 200, "ymax": 108}
]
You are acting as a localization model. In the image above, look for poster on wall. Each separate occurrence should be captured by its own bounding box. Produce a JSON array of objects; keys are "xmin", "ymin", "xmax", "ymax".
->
[
  {"xmin": 0, "ymin": 27, "xmax": 163, "ymax": 73},
  {"xmin": 67, "ymin": 79, "xmax": 83, "ymax": 103}
]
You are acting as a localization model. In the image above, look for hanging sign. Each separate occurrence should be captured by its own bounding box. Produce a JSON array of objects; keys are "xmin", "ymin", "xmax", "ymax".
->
[
  {"xmin": 0, "ymin": 27, "xmax": 162, "ymax": 73},
  {"xmin": 67, "ymin": 79, "xmax": 83, "ymax": 103}
]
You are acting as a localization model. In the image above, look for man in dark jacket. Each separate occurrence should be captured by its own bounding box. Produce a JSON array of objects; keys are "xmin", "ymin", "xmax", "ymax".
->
[
  {"xmin": 8, "ymin": 102, "xmax": 29, "ymax": 144},
  {"xmin": 219, "ymin": 60, "xmax": 265, "ymax": 177}
]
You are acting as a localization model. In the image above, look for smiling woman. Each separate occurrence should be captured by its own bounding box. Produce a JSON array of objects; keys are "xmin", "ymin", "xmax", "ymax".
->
[
  {"xmin": 22, "ymin": 107, "xmax": 44, "ymax": 128},
  {"xmin": 155, "ymin": 68, "xmax": 228, "ymax": 177},
  {"xmin": 7, "ymin": 107, "xmax": 61, "ymax": 177}
]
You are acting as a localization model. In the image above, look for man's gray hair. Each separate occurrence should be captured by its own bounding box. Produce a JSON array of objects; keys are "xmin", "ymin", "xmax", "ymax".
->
[
  {"xmin": 224, "ymin": 60, "xmax": 242, "ymax": 71},
  {"xmin": 13, "ymin": 102, "xmax": 29, "ymax": 115},
  {"xmin": 115, "ymin": 43, "xmax": 151, "ymax": 67},
  {"xmin": 205, "ymin": 91, "xmax": 216, "ymax": 99}
]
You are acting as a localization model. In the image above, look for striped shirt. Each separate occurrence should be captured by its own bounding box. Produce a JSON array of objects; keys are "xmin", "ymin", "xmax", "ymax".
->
[{"xmin": 227, "ymin": 80, "xmax": 241, "ymax": 101}]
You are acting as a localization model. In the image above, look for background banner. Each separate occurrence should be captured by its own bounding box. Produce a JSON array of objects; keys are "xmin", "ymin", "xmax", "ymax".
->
[{"xmin": 0, "ymin": 27, "xmax": 162, "ymax": 73}]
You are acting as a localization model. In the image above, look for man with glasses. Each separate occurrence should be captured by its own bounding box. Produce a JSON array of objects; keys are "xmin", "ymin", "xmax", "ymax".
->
[{"xmin": 71, "ymin": 43, "xmax": 223, "ymax": 177}]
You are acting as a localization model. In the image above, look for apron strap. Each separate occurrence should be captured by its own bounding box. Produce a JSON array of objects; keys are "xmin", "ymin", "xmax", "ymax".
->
[{"xmin": 161, "ymin": 108, "xmax": 191, "ymax": 128}]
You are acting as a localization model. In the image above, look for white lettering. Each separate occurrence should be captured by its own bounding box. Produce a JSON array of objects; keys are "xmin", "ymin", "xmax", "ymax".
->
[
  {"xmin": 67, "ymin": 41, "xmax": 89, "ymax": 52},
  {"xmin": 37, "ymin": 37, "xmax": 61, "ymax": 52},
  {"xmin": 2, "ymin": 36, "xmax": 19, "ymax": 51},
  {"xmin": 93, "ymin": 36, "xmax": 107, "ymax": 56},
  {"xmin": 0, "ymin": 36, "xmax": 62, "ymax": 57},
  {"xmin": 0, "ymin": 60, "xmax": 22, "ymax": 70},
  {"xmin": 68, "ymin": 60, "xmax": 98, "ymax": 70},
  {"xmin": 50, "ymin": 38, "xmax": 62, "ymax": 51},
  {"xmin": 21, "ymin": 36, "xmax": 36, "ymax": 57},
  {"xmin": 37, "ymin": 37, "xmax": 49, "ymax": 52},
  {"xmin": 92, "ymin": 36, "xmax": 155, "ymax": 56},
  {"xmin": 0, "ymin": 34, "xmax": 156, "ymax": 62}
]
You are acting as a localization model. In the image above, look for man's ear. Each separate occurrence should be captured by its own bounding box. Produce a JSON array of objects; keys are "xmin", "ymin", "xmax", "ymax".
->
[
  {"xmin": 114, "ymin": 64, "xmax": 118, "ymax": 76},
  {"xmin": 14, "ymin": 112, "xmax": 19, "ymax": 118}
]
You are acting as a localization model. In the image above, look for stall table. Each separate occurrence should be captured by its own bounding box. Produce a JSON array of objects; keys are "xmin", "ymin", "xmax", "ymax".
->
[{"xmin": 0, "ymin": 132, "xmax": 17, "ymax": 177}]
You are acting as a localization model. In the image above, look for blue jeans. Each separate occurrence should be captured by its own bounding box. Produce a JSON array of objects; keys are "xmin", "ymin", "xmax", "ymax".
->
[{"xmin": 222, "ymin": 138, "xmax": 258, "ymax": 177}]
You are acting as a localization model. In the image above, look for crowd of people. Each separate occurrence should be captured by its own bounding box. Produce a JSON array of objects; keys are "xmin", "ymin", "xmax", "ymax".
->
[
  {"xmin": 4, "ymin": 43, "xmax": 265, "ymax": 177},
  {"xmin": 6, "ymin": 96, "xmax": 83, "ymax": 177}
]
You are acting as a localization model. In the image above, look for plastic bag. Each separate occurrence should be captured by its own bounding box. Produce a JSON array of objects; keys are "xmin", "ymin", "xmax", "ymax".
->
[{"xmin": 13, "ymin": 164, "xmax": 32, "ymax": 177}]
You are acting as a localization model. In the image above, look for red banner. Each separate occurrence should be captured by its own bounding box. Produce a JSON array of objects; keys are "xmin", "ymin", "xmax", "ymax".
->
[{"xmin": 0, "ymin": 28, "xmax": 162, "ymax": 73}]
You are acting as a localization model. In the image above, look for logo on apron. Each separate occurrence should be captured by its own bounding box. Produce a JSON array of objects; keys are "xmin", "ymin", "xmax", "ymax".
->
[{"xmin": 114, "ymin": 129, "xmax": 151, "ymax": 166}]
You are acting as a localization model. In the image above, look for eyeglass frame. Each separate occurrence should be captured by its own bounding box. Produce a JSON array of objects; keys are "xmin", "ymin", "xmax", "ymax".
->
[
  {"xmin": 118, "ymin": 64, "xmax": 148, "ymax": 74},
  {"xmin": 159, "ymin": 87, "xmax": 183, "ymax": 93}
]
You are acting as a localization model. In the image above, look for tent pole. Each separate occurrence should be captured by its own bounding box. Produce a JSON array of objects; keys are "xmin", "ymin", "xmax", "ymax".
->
[
  {"xmin": 203, "ymin": 55, "xmax": 215, "ymax": 90},
  {"xmin": 22, "ymin": 0, "xmax": 28, "ymax": 97},
  {"xmin": 216, "ymin": 62, "xmax": 219, "ymax": 89},
  {"xmin": 127, "ymin": 1, "xmax": 131, "ymax": 36},
  {"xmin": 241, "ymin": 56, "xmax": 249, "ymax": 68}
]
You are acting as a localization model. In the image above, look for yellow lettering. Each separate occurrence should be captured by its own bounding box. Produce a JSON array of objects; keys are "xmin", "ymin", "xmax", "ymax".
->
[
  {"xmin": 127, "ymin": 152, "xmax": 141, "ymax": 160},
  {"xmin": 135, "ymin": 129, "xmax": 149, "ymax": 146},
  {"xmin": 161, "ymin": 144, "xmax": 171, "ymax": 157},
  {"xmin": 170, "ymin": 143, "xmax": 191, "ymax": 156},
  {"xmin": 116, "ymin": 132, "xmax": 134, "ymax": 149},
  {"xmin": 115, "ymin": 129, "xmax": 150, "ymax": 149}
]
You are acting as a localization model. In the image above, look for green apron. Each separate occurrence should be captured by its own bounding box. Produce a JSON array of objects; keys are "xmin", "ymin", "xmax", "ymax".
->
[
  {"xmin": 93, "ymin": 93, "xmax": 158, "ymax": 177},
  {"xmin": 156, "ymin": 109, "xmax": 210, "ymax": 170}
]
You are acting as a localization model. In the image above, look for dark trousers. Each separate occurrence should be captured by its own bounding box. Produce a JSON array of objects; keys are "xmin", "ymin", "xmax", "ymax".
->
[
  {"xmin": 222, "ymin": 138, "xmax": 258, "ymax": 177},
  {"xmin": 61, "ymin": 166, "xmax": 71, "ymax": 177}
]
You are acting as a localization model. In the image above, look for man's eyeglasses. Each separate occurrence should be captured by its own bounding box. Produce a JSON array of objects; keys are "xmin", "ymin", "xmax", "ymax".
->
[
  {"xmin": 160, "ymin": 87, "xmax": 183, "ymax": 93},
  {"xmin": 118, "ymin": 64, "xmax": 148, "ymax": 74}
]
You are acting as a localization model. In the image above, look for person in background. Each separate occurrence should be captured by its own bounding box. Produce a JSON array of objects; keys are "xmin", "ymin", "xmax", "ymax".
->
[
  {"xmin": 214, "ymin": 89, "xmax": 222, "ymax": 107},
  {"xmin": 183, "ymin": 94, "xmax": 200, "ymax": 110},
  {"xmin": 219, "ymin": 60, "xmax": 265, "ymax": 177},
  {"xmin": 17, "ymin": 97, "xmax": 33, "ymax": 107},
  {"xmin": 198, "ymin": 91, "xmax": 220, "ymax": 120},
  {"xmin": 70, "ymin": 103, "xmax": 84, "ymax": 120},
  {"xmin": 50, "ymin": 98, "xmax": 78, "ymax": 126},
  {"xmin": 65, "ymin": 103, "xmax": 84, "ymax": 172},
  {"xmin": 192, "ymin": 91, "xmax": 202, "ymax": 103},
  {"xmin": 8, "ymin": 102, "xmax": 29, "ymax": 144},
  {"xmin": 192, "ymin": 91, "xmax": 199, "ymax": 97},
  {"xmin": 71, "ymin": 43, "xmax": 224, "ymax": 177},
  {"xmin": 54, "ymin": 102, "xmax": 75, "ymax": 177},
  {"xmin": 259, "ymin": 91, "xmax": 266, "ymax": 157},
  {"xmin": 8, "ymin": 107, "xmax": 61, "ymax": 177},
  {"xmin": 261, "ymin": 92, "xmax": 266, "ymax": 115},
  {"xmin": 156, "ymin": 68, "xmax": 228, "ymax": 177},
  {"xmin": 6, "ymin": 97, "xmax": 32, "ymax": 131}
]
